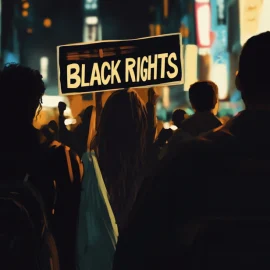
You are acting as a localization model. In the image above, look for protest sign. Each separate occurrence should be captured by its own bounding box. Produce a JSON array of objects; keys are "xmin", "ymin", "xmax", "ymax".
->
[{"xmin": 57, "ymin": 33, "xmax": 183, "ymax": 95}]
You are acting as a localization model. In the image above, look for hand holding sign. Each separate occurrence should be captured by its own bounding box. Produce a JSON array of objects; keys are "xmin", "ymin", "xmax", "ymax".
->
[{"xmin": 57, "ymin": 34, "xmax": 183, "ymax": 95}]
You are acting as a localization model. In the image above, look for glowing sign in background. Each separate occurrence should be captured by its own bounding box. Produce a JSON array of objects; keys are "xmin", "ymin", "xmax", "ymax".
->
[
  {"xmin": 195, "ymin": 0, "xmax": 211, "ymax": 48},
  {"xmin": 239, "ymin": 0, "xmax": 270, "ymax": 46}
]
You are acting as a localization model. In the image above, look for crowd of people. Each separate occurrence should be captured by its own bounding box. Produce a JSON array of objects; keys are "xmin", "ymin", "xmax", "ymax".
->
[{"xmin": 1, "ymin": 31, "xmax": 270, "ymax": 270}]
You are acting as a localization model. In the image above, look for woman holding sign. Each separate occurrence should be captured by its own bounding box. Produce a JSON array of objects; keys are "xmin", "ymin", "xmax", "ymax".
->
[{"xmin": 76, "ymin": 89, "xmax": 149, "ymax": 270}]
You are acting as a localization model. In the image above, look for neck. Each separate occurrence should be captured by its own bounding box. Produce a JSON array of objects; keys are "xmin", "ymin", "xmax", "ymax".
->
[{"xmin": 195, "ymin": 110, "xmax": 212, "ymax": 114}]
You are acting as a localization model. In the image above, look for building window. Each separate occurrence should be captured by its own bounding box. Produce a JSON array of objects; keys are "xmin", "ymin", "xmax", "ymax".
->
[{"xmin": 40, "ymin": 57, "xmax": 48, "ymax": 81}]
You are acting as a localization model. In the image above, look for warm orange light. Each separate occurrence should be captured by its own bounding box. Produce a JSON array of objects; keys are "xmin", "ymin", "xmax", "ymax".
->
[
  {"xmin": 43, "ymin": 18, "xmax": 52, "ymax": 28},
  {"xmin": 155, "ymin": 24, "xmax": 161, "ymax": 35},
  {"xmin": 235, "ymin": 70, "xmax": 239, "ymax": 76},
  {"xmin": 163, "ymin": 0, "xmax": 169, "ymax": 18},
  {"xmin": 149, "ymin": 24, "xmax": 155, "ymax": 36},
  {"xmin": 22, "ymin": 2, "xmax": 30, "ymax": 9},
  {"xmin": 22, "ymin": 10, "xmax": 28, "ymax": 17},
  {"xmin": 180, "ymin": 24, "xmax": 189, "ymax": 38},
  {"xmin": 26, "ymin": 28, "xmax": 33, "ymax": 34}
]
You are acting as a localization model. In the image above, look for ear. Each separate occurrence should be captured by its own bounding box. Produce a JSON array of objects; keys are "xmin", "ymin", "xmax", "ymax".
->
[{"xmin": 235, "ymin": 72, "xmax": 242, "ymax": 91}]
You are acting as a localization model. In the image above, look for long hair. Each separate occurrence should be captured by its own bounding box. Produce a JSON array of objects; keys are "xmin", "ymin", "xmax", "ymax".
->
[{"xmin": 91, "ymin": 89, "xmax": 148, "ymax": 227}]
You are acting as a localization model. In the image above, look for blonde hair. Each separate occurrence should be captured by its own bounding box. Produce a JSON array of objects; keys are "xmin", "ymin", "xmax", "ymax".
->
[{"xmin": 91, "ymin": 89, "xmax": 148, "ymax": 227}]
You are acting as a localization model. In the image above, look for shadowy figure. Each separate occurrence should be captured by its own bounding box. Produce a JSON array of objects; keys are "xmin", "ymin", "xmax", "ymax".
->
[
  {"xmin": 58, "ymin": 101, "xmax": 75, "ymax": 148},
  {"xmin": 160, "ymin": 81, "xmax": 222, "ymax": 158},
  {"xmin": 91, "ymin": 89, "xmax": 148, "ymax": 231},
  {"xmin": 146, "ymin": 87, "xmax": 159, "ymax": 144},
  {"xmin": 0, "ymin": 63, "xmax": 59, "ymax": 269},
  {"xmin": 40, "ymin": 120, "xmax": 59, "ymax": 143},
  {"xmin": 58, "ymin": 103, "xmax": 95, "ymax": 158},
  {"xmin": 154, "ymin": 128, "xmax": 173, "ymax": 151},
  {"xmin": 172, "ymin": 108, "xmax": 186, "ymax": 128},
  {"xmin": 48, "ymin": 120, "xmax": 59, "ymax": 141},
  {"xmin": 40, "ymin": 124, "xmax": 55, "ymax": 143},
  {"xmin": 113, "ymin": 32, "xmax": 270, "ymax": 270},
  {"xmin": 73, "ymin": 105, "xmax": 94, "ymax": 157},
  {"xmin": 0, "ymin": 64, "xmax": 82, "ymax": 270},
  {"xmin": 181, "ymin": 81, "xmax": 222, "ymax": 137}
]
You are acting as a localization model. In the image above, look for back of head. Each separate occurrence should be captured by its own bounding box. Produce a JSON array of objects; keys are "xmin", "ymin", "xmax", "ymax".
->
[
  {"xmin": 189, "ymin": 81, "xmax": 218, "ymax": 112},
  {"xmin": 91, "ymin": 89, "xmax": 148, "ymax": 223},
  {"xmin": 0, "ymin": 63, "xmax": 45, "ymax": 128},
  {"xmin": 236, "ymin": 31, "xmax": 270, "ymax": 102},
  {"xmin": 172, "ymin": 109, "xmax": 186, "ymax": 128}
]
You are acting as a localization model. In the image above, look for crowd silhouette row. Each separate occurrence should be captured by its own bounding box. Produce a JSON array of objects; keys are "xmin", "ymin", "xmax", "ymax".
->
[{"xmin": 1, "ymin": 31, "xmax": 270, "ymax": 270}]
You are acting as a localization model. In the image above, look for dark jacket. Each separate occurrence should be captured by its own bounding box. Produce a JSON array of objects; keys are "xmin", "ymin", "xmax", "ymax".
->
[
  {"xmin": 181, "ymin": 111, "xmax": 222, "ymax": 137},
  {"xmin": 1, "ymin": 125, "xmax": 83, "ymax": 270},
  {"xmin": 113, "ymin": 110, "xmax": 270, "ymax": 270}
]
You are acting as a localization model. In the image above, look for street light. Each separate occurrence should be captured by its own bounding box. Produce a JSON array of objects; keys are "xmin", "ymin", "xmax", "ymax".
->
[
  {"xmin": 22, "ymin": 2, "xmax": 30, "ymax": 9},
  {"xmin": 21, "ymin": 1, "xmax": 29, "ymax": 17},
  {"xmin": 22, "ymin": 10, "xmax": 28, "ymax": 17},
  {"xmin": 43, "ymin": 18, "xmax": 52, "ymax": 28}
]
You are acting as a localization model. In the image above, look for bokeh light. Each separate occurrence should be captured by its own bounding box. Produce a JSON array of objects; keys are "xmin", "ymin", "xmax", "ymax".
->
[{"xmin": 43, "ymin": 18, "xmax": 52, "ymax": 28}]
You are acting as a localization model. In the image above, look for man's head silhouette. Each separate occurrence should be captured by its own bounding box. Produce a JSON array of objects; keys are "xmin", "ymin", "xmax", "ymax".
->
[
  {"xmin": 236, "ymin": 31, "xmax": 270, "ymax": 104},
  {"xmin": 188, "ymin": 81, "xmax": 218, "ymax": 113},
  {"xmin": 172, "ymin": 109, "xmax": 186, "ymax": 128},
  {"xmin": 0, "ymin": 63, "xmax": 45, "ymax": 125}
]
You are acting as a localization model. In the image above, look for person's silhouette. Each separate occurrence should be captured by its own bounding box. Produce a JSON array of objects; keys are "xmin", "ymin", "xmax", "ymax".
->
[
  {"xmin": 112, "ymin": 32, "xmax": 270, "ymax": 270},
  {"xmin": 0, "ymin": 63, "xmax": 82, "ymax": 270},
  {"xmin": 172, "ymin": 109, "xmax": 186, "ymax": 129},
  {"xmin": 73, "ymin": 105, "xmax": 94, "ymax": 157},
  {"xmin": 181, "ymin": 81, "xmax": 222, "ymax": 137}
]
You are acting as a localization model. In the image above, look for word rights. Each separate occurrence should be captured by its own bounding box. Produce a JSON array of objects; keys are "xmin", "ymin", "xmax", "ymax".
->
[{"xmin": 57, "ymin": 33, "xmax": 183, "ymax": 95}]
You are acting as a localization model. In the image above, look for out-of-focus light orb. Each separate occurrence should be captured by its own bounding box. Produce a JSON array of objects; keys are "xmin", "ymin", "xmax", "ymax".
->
[
  {"xmin": 22, "ymin": 2, "xmax": 30, "ymax": 9},
  {"xmin": 22, "ymin": 10, "xmax": 28, "ymax": 17},
  {"xmin": 26, "ymin": 28, "xmax": 33, "ymax": 34},
  {"xmin": 180, "ymin": 24, "xmax": 189, "ymax": 38},
  {"xmin": 163, "ymin": 122, "xmax": 170, "ymax": 129},
  {"xmin": 43, "ymin": 18, "xmax": 52, "ymax": 28}
]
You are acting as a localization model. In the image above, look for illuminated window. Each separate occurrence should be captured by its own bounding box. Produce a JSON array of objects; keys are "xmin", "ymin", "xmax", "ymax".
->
[
  {"xmin": 184, "ymin": 45, "xmax": 198, "ymax": 91},
  {"xmin": 163, "ymin": 0, "xmax": 168, "ymax": 18},
  {"xmin": 196, "ymin": 5, "xmax": 211, "ymax": 47},
  {"xmin": 155, "ymin": 24, "xmax": 161, "ymax": 35},
  {"xmin": 210, "ymin": 63, "xmax": 228, "ymax": 100},
  {"xmin": 163, "ymin": 86, "xmax": 170, "ymax": 108},
  {"xmin": 40, "ymin": 57, "xmax": 48, "ymax": 81},
  {"xmin": 85, "ymin": 3, "xmax": 91, "ymax": 9},
  {"xmin": 84, "ymin": 0, "xmax": 98, "ymax": 10},
  {"xmin": 85, "ymin": 16, "xmax": 98, "ymax": 25},
  {"xmin": 83, "ymin": 24, "xmax": 97, "ymax": 42}
]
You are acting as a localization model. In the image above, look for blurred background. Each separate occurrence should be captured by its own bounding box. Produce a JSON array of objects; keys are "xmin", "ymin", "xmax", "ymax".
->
[{"xmin": 0, "ymin": 0, "xmax": 268, "ymax": 128}]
